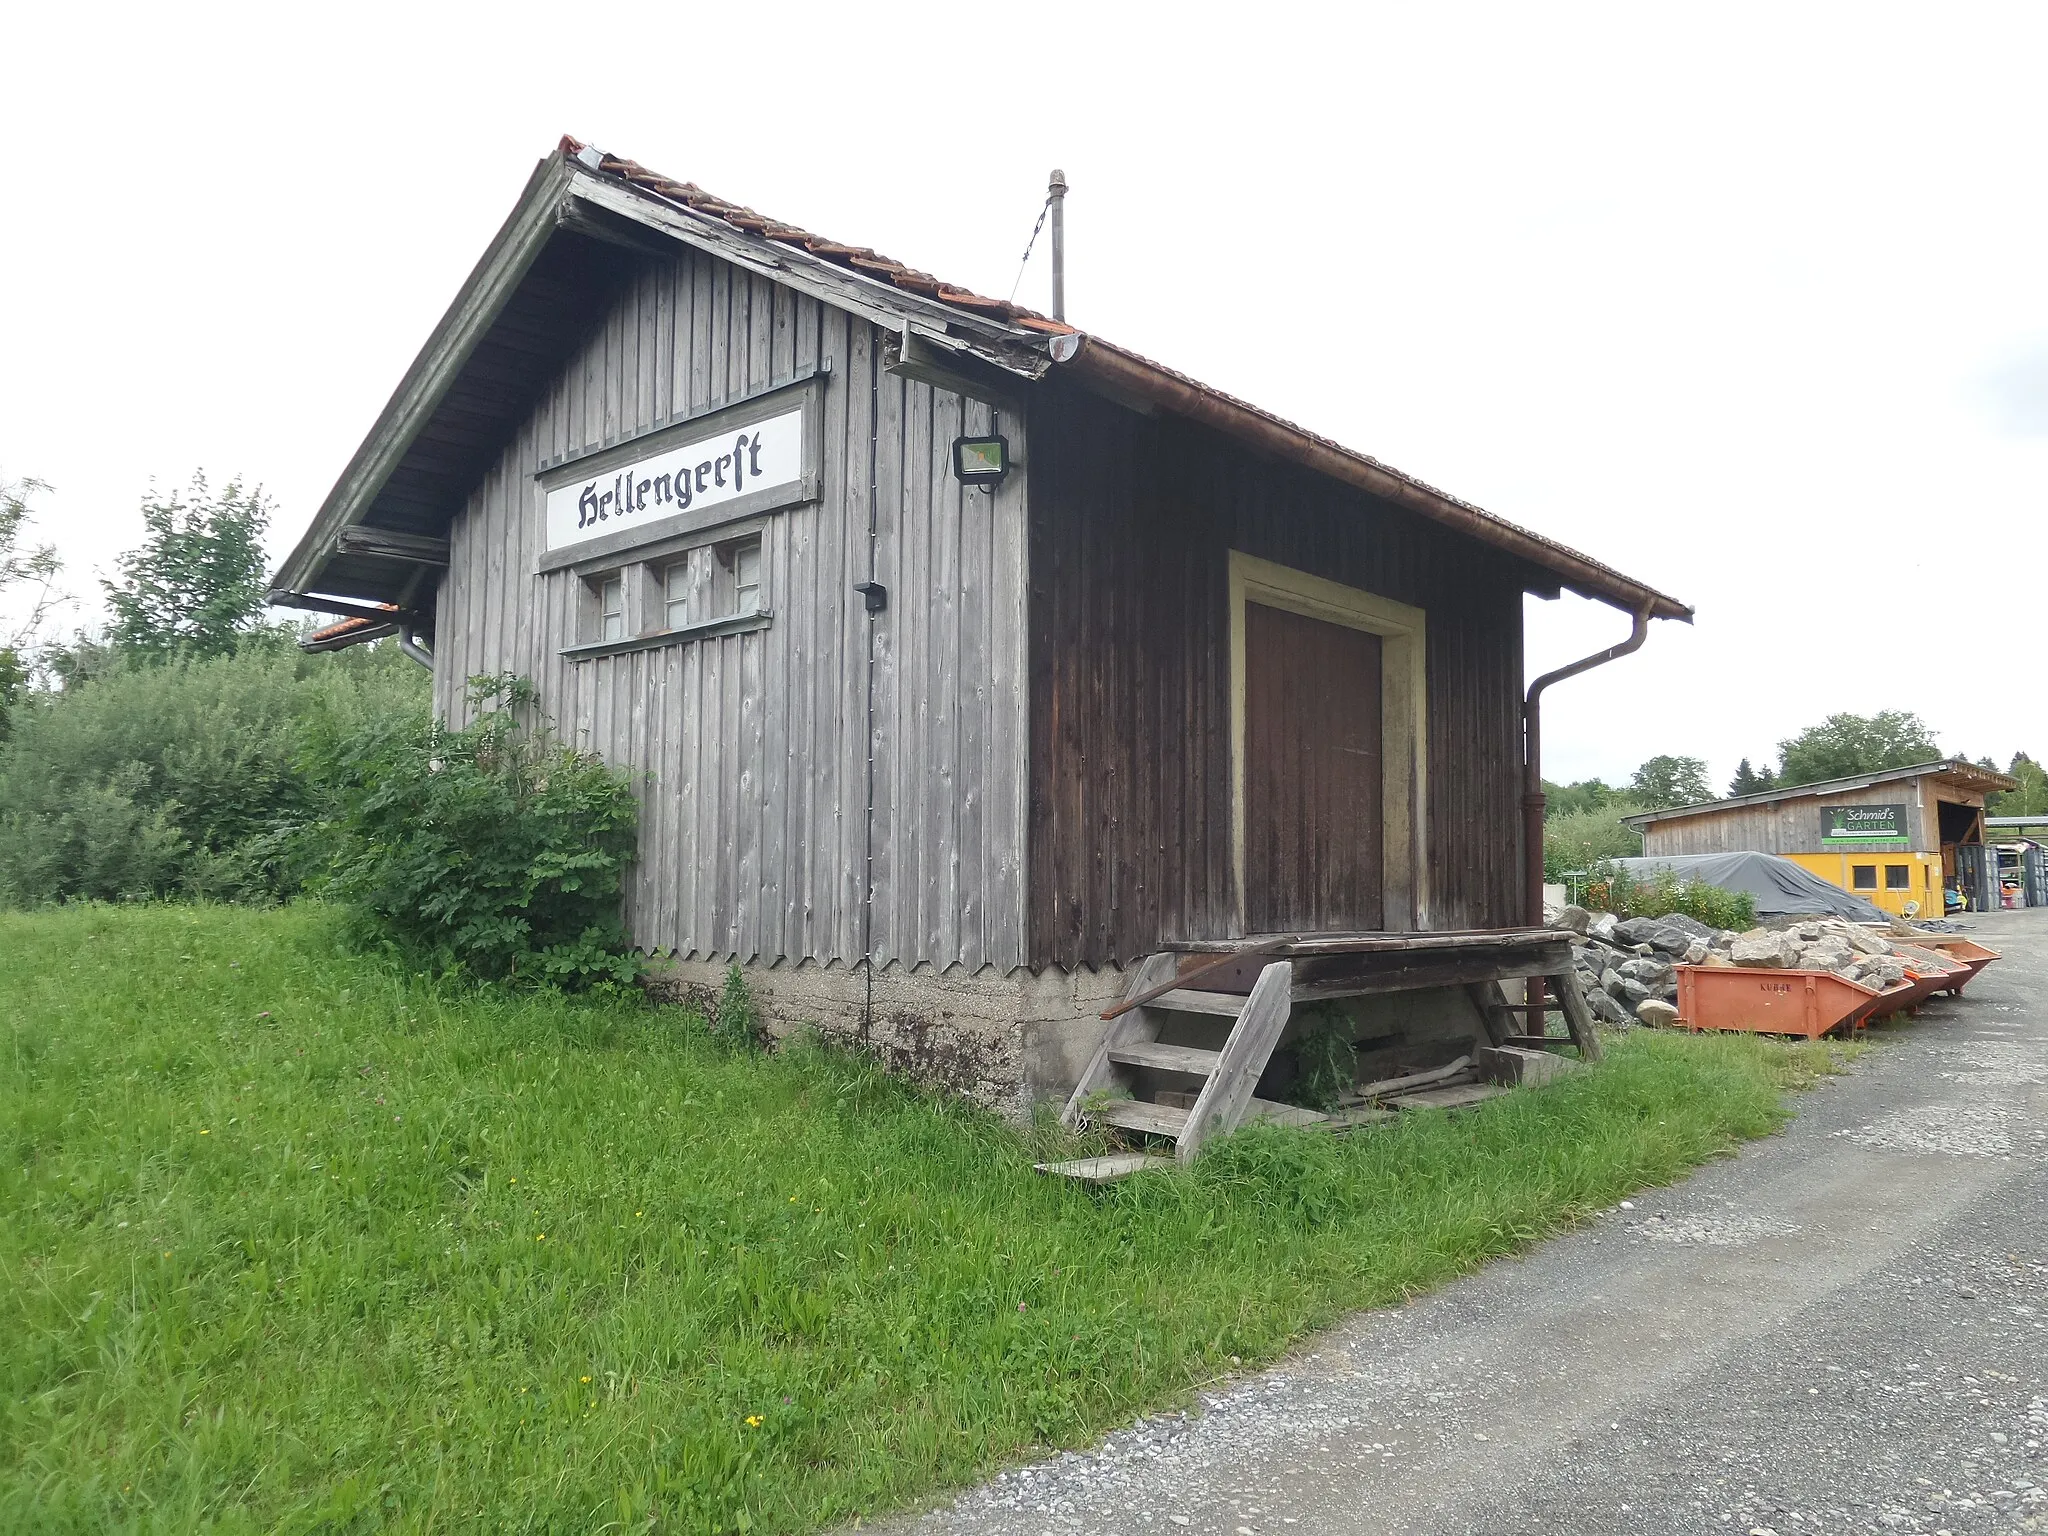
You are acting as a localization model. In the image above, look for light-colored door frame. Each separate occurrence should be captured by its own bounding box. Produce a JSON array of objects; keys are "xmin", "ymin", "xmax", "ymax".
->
[{"xmin": 1228, "ymin": 551, "xmax": 1428, "ymax": 933}]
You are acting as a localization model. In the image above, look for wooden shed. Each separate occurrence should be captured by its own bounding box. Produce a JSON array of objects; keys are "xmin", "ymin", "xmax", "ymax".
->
[
  {"xmin": 271, "ymin": 139, "xmax": 1689, "ymax": 1118},
  {"xmin": 1624, "ymin": 759, "xmax": 2019, "ymax": 918}
]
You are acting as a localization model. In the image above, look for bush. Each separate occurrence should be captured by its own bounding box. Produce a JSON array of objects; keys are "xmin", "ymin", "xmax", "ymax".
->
[
  {"xmin": 0, "ymin": 639, "xmax": 425, "ymax": 905},
  {"xmin": 1582, "ymin": 862, "xmax": 1756, "ymax": 932},
  {"xmin": 323, "ymin": 675, "xmax": 641, "ymax": 989},
  {"xmin": 1542, "ymin": 797, "xmax": 1648, "ymax": 880}
]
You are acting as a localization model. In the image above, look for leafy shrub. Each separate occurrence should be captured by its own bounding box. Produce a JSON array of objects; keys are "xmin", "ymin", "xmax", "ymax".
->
[
  {"xmin": 323, "ymin": 675, "xmax": 641, "ymax": 989},
  {"xmin": 0, "ymin": 639, "xmax": 425, "ymax": 905},
  {"xmin": 1286, "ymin": 1005, "xmax": 1358, "ymax": 1111},
  {"xmin": 1583, "ymin": 863, "xmax": 1756, "ymax": 932},
  {"xmin": 1542, "ymin": 797, "xmax": 1648, "ymax": 879}
]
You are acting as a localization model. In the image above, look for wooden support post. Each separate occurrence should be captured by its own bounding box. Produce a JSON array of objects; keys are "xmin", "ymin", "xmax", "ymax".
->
[
  {"xmin": 1464, "ymin": 981, "xmax": 1518, "ymax": 1048},
  {"xmin": 1550, "ymin": 967, "xmax": 1603, "ymax": 1062}
]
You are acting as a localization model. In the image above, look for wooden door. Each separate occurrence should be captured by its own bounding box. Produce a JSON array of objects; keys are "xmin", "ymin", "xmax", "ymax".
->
[{"xmin": 1243, "ymin": 602, "xmax": 1384, "ymax": 932}]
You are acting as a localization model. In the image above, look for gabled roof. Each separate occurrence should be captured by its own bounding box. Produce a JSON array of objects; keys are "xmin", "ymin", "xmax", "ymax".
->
[
  {"xmin": 271, "ymin": 137, "xmax": 1693, "ymax": 626},
  {"xmin": 1623, "ymin": 758, "xmax": 2019, "ymax": 829}
]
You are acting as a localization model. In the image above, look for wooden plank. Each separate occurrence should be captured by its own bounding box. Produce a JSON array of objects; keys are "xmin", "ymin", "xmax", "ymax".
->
[
  {"xmin": 1101, "ymin": 942, "xmax": 1285, "ymax": 1020},
  {"xmin": 868, "ymin": 343, "xmax": 904, "ymax": 964},
  {"xmin": 1034, "ymin": 1153, "xmax": 1175, "ymax": 1184},
  {"xmin": 986, "ymin": 391, "xmax": 1029, "ymax": 972},
  {"xmin": 1107, "ymin": 1041, "xmax": 1221, "ymax": 1075},
  {"xmin": 1097, "ymin": 1098, "xmax": 1191, "ymax": 1138},
  {"xmin": 1061, "ymin": 951, "xmax": 1177, "ymax": 1129},
  {"xmin": 1289, "ymin": 953, "xmax": 1564, "ymax": 997},
  {"xmin": 1145, "ymin": 988, "xmax": 1246, "ymax": 1017},
  {"xmin": 1244, "ymin": 1097, "xmax": 1329, "ymax": 1128},
  {"xmin": 1550, "ymin": 966, "xmax": 1604, "ymax": 1062},
  {"xmin": 1178, "ymin": 959, "xmax": 1294, "ymax": 1164},
  {"xmin": 1164, "ymin": 928, "xmax": 1562, "ymax": 956},
  {"xmin": 1356, "ymin": 1055, "xmax": 1472, "ymax": 1100},
  {"xmin": 954, "ymin": 390, "xmax": 990, "ymax": 971},
  {"xmin": 1390, "ymin": 1083, "xmax": 1507, "ymax": 1111}
]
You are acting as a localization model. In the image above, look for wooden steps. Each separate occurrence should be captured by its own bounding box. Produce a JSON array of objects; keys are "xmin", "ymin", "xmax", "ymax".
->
[
  {"xmin": 1048, "ymin": 949, "xmax": 1605, "ymax": 1182},
  {"xmin": 1107, "ymin": 1041, "xmax": 1223, "ymax": 1074},
  {"xmin": 1095, "ymin": 1098, "xmax": 1190, "ymax": 1137},
  {"xmin": 1059, "ymin": 955, "xmax": 1296, "ymax": 1171}
]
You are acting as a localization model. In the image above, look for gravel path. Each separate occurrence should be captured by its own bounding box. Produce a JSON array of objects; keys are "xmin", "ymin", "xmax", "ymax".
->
[{"xmin": 889, "ymin": 909, "xmax": 2048, "ymax": 1536}]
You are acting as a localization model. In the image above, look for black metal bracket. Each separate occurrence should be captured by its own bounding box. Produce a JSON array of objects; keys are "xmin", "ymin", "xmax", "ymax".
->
[{"xmin": 854, "ymin": 581, "xmax": 888, "ymax": 614}]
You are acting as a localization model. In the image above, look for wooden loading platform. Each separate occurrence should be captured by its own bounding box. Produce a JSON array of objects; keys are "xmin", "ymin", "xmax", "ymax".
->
[{"xmin": 1040, "ymin": 929, "xmax": 1601, "ymax": 1183}]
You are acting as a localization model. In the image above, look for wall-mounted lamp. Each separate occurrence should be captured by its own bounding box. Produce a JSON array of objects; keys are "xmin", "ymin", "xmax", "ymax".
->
[{"xmin": 951, "ymin": 434, "xmax": 1010, "ymax": 491}]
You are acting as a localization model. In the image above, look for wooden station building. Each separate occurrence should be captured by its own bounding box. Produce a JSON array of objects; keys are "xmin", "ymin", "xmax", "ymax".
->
[
  {"xmin": 273, "ymin": 139, "xmax": 1690, "ymax": 1121},
  {"xmin": 1624, "ymin": 759, "xmax": 2019, "ymax": 918}
]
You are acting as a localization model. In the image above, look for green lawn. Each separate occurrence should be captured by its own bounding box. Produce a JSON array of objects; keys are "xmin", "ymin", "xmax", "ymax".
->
[{"xmin": 1, "ymin": 905, "xmax": 1844, "ymax": 1533}]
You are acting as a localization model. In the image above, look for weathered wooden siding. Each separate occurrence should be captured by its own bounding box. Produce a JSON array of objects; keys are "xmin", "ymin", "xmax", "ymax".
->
[
  {"xmin": 1025, "ymin": 379, "xmax": 1528, "ymax": 970},
  {"xmin": 1642, "ymin": 778, "xmax": 1970, "ymax": 857},
  {"xmin": 433, "ymin": 246, "xmax": 1029, "ymax": 971}
]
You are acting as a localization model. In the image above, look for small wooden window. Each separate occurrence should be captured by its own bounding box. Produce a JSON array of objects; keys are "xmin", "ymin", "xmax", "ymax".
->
[
  {"xmin": 662, "ymin": 559, "xmax": 697, "ymax": 631},
  {"xmin": 661, "ymin": 535, "xmax": 762, "ymax": 631},
  {"xmin": 735, "ymin": 540, "xmax": 762, "ymax": 614},
  {"xmin": 1884, "ymin": 864, "xmax": 1911, "ymax": 890},
  {"xmin": 598, "ymin": 575, "xmax": 626, "ymax": 642},
  {"xmin": 1851, "ymin": 864, "xmax": 1877, "ymax": 890}
]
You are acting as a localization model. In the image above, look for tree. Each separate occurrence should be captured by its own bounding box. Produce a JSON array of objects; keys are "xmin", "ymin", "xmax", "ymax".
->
[
  {"xmin": 1987, "ymin": 752, "xmax": 2048, "ymax": 818},
  {"xmin": 102, "ymin": 472, "xmax": 274, "ymax": 662},
  {"xmin": 1728, "ymin": 757, "xmax": 1777, "ymax": 797},
  {"xmin": 1776, "ymin": 711, "xmax": 1940, "ymax": 788},
  {"xmin": 1542, "ymin": 778, "xmax": 1623, "ymax": 819},
  {"xmin": 0, "ymin": 476, "xmax": 65, "ymax": 737},
  {"xmin": 1629, "ymin": 754, "xmax": 1712, "ymax": 810}
]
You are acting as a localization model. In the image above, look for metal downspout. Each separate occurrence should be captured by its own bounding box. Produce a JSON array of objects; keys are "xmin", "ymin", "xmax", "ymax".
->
[
  {"xmin": 397, "ymin": 627, "xmax": 434, "ymax": 670},
  {"xmin": 1523, "ymin": 602, "xmax": 1653, "ymax": 935}
]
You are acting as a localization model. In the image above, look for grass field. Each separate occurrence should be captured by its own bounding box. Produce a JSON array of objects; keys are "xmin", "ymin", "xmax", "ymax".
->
[{"xmin": 1, "ymin": 905, "xmax": 1847, "ymax": 1533}]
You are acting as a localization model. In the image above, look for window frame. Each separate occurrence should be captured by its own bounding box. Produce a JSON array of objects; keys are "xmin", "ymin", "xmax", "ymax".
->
[
  {"xmin": 1850, "ymin": 863, "xmax": 1878, "ymax": 891},
  {"xmin": 1884, "ymin": 864, "xmax": 1912, "ymax": 891},
  {"xmin": 562, "ymin": 524, "xmax": 772, "ymax": 662}
]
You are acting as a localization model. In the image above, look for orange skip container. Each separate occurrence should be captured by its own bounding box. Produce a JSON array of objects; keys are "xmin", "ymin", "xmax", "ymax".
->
[
  {"xmin": 1672, "ymin": 966, "xmax": 1893, "ymax": 1039},
  {"xmin": 1894, "ymin": 937, "xmax": 1999, "ymax": 995}
]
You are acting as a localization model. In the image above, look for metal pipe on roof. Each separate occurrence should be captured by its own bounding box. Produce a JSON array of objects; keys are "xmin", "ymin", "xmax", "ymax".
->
[
  {"xmin": 1059, "ymin": 337, "xmax": 1692, "ymax": 624},
  {"xmin": 1048, "ymin": 170, "xmax": 1068, "ymax": 322}
]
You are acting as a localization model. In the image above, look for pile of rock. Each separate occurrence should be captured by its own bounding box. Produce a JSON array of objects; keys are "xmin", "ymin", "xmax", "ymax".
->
[
  {"xmin": 1548, "ymin": 907, "xmax": 1727, "ymax": 1029},
  {"xmin": 1724, "ymin": 920, "xmax": 1907, "ymax": 990},
  {"xmin": 1546, "ymin": 907, "xmax": 1921, "ymax": 1030}
]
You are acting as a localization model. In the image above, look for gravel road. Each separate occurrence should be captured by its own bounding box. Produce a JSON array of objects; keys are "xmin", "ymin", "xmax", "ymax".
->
[{"xmin": 891, "ymin": 908, "xmax": 2048, "ymax": 1536}]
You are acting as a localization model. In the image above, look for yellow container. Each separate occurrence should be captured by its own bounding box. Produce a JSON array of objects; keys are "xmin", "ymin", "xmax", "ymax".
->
[{"xmin": 1782, "ymin": 851, "xmax": 1944, "ymax": 919}]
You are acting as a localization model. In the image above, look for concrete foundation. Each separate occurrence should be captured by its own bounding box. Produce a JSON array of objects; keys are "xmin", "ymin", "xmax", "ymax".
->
[
  {"xmin": 647, "ymin": 952, "xmax": 1504, "ymax": 1122},
  {"xmin": 643, "ymin": 956, "xmax": 1128, "ymax": 1121}
]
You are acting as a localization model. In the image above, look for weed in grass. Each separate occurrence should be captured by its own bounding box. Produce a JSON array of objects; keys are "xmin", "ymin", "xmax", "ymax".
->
[
  {"xmin": 711, "ymin": 960, "xmax": 763, "ymax": 1052},
  {"xmin": 0, "ymin": 904, "xmax": 1841, "ymax": 1533}
]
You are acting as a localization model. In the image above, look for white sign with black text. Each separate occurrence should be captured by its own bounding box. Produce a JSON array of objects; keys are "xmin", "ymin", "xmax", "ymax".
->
[{"xmin": 544, "ymin": 408, "xmax": 803, "ymax": 552}]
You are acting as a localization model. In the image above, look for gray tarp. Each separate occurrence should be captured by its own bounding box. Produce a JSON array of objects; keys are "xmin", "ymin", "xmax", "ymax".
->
[{"xmin": 1610, "ymin": 852, "xmax": 1890, "ymax": 921}]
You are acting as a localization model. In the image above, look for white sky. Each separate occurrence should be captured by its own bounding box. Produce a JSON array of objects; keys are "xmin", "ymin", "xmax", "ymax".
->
[{"xmin": 3, "ymin": 2, "xmax": 2042, "ymax": 788}]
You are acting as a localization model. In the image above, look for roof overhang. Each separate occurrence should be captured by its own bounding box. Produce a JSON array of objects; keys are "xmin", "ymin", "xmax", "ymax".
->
[
  {"xmin": 271, "ymin": 138, "xmax": 1692, "ymax": 637},
  {"xmin": 1624, "ymin": 757, "xmax": 2020, "ymax": 829}
]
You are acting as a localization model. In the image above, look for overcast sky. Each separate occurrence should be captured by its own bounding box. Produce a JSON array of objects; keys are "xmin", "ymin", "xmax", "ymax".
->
[{"xmin": 3, "ymin": 2, "xmax": 2042, "ymax": 787}]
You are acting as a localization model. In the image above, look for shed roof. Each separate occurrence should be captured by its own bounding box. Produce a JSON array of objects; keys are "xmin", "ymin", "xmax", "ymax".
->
[
  {"xmin": 271, "ymin": 138, "xmax": 1693, "ymax": 627},
  {"xmin": 1622, "ymin": 758, "xmax": 2019, "ymax": 830}
]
